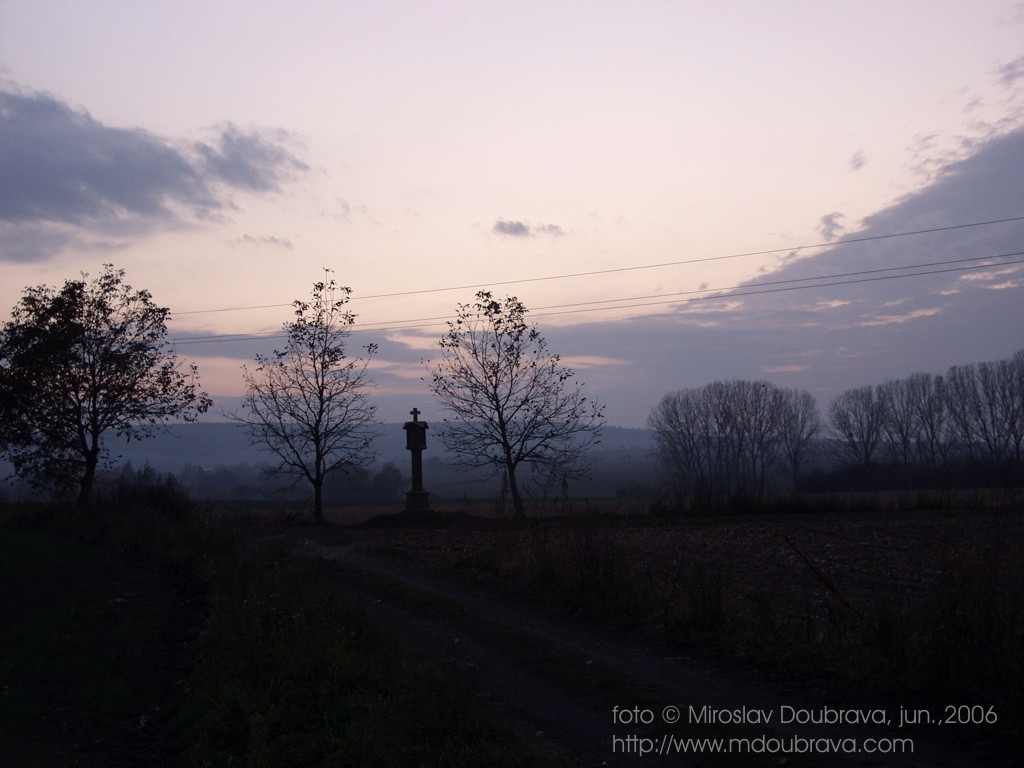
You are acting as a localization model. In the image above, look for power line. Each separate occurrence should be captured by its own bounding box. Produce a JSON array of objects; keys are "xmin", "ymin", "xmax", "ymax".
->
[
  {"xmin": 353, "ymin": 215, "xmax": 1024, "ymax": 301},
  {"xmin": 172, "ymin": 214, "xmax": 1024, "ymax": 316},
  {"xmin": 532, "ymin": 255, "xmax": 1024, "ymax": 321},
  {"xmin": 169, "ymin": 250, "xmax": 1024, "ymax": 345},
  {"xmin": 177, "ymin": 302, "xmax": 295, "ymax": 316},
  {"xmin": 528, "ymin": 251, "xmax": 1024, "ymax": 313}
]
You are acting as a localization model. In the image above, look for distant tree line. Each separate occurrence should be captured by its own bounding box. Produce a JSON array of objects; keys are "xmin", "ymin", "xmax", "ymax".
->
[
  {"xmin": 651, "ymin": 349, "xmax": 1024, "ymax": 510},
  {"xmin": 173, "ymin": 461, "xmax": 404, "ymax": 504},
  {"xmin": 648, "ymin": 380, "xmax": 820, "ymax": 510},
  {"xmin": 825, "ymin": 349, "xmax": 1024, "ymax": 488}
]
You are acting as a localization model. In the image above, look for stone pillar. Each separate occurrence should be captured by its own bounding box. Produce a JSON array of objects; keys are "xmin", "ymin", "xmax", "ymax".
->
[{"xmin": 403, "ymin": 408, "xmax": 431, "ymax": 512}]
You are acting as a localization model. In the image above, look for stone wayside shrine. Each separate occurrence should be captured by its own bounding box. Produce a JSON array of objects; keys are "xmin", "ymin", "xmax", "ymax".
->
[{"xmin": 402, "ymin": 408, "xmax": 432, "ymax": 512}]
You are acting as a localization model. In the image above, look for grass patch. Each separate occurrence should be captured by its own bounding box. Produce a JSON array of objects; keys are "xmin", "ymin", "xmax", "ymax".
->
[
  {"xmin": 1, "ymin": 501, "xmax": 571, "ymax": 767},
  {"xmin": 0, "ymin": 525, "xmax": 198, "ymax": 767}
]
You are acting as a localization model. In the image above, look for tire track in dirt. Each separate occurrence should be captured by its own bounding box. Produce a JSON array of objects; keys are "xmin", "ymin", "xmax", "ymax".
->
[{"xmin": 296, "ymin": 537, "xmax": 964, "ymax": 768}]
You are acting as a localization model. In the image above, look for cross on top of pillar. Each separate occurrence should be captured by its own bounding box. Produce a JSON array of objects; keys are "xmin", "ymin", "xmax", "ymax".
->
[{"xmin": 410, "ymin": 407, "xmax": 420, "ymax": 422}]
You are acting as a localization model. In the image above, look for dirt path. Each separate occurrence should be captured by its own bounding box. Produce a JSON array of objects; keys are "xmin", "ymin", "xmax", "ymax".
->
[{"xmin": 284, "ymin": 532, "xmax": 989, "ymax": 768}]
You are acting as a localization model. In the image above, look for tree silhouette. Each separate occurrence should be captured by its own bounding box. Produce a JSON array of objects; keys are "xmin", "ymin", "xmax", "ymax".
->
[
  {"xmin": 0, "ymin": 265, "xmax": 211, "ymax": 506},
  {"xmin": 231, "ymin": 276, "xmax": 378, "ymax": 522},
  {"xmin": 649, "ymin": 380, "xmax": 817, "ymax": 509},
  {"xmin": 425, "ymin": 291, "xmax": 603, "ymax": 517},
  {"xmin": 828, "ymin": 385, "xmax": 884, "ymax": 467}
]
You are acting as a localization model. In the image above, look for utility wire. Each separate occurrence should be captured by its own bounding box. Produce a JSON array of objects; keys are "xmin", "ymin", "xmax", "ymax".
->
[
  {"xmin": 172, "ymin": 214, "xmax": 1024, "ymax": 316},
  {"xmin": 533, "ymin": 256, "xmax": 1024, "ymax": 321},
  {"xmin": 506, "ymin": 251, "xmax": 1024, "ymax": 315},
  {"xmin": 169, "ymin": 250, "xmax": 1024, "ymax": 345},
  {"xmin": 353, "ymin": 215, "xmax": 1024, "ymax": 301}
]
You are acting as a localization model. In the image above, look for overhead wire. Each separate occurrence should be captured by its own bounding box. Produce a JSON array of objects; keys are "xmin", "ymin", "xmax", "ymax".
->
[
  {"xmin": 168, "ymin": 249, "xmax": 1024, "ymax": 346},
  {"xmin": 172, "ymin": 214, "xmax": 1024, "ymax": 316}
]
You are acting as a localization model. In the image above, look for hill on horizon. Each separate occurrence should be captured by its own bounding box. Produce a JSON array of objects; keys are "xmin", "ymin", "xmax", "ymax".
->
[{"xmin": 105, "ymin": 422, "xmax": 653, "ymax": 473}]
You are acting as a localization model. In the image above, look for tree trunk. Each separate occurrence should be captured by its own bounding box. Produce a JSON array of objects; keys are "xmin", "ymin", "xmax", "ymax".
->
[
  {"xmin": 507, "ymin": 463, "xmax": 525, "ymax": 518},
  {"xmin": 79, "ymin": 448, "xmax": 99, "ymax": 509},
  {"xmin": 313, "ymin": 479, "xmax": 324, "ymax": 523}
]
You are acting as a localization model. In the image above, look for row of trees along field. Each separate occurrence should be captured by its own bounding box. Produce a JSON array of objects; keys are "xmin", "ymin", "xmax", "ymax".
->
[
  {"xmin": 0, "ymin": 266, "xmax": 602, "ymax": 519},
  {"xmin": 650, "ymin": 349, "xmax": 1024, "ymax": 510},
  {"xmin": 648, "ymin": 382, "xmax": 820, "ymax": 509},
  {"xmin": 827, "ymin": 351, "xmax": 1024, "ymax": 483}
]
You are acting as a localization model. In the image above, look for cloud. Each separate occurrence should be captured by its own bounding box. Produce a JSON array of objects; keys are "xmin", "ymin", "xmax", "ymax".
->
[
  {"xmin": 194, "ymin": 124, "xmax": 307, "ymax": 193},
  {"xmin": 0, "ymin": 86, "xmax": 308, "ymax": 261},
  {"xmin": 859, "ymin": 126, "xmax": 1024, "ymax": 235},
  {"xmin": 998, "ymin": 56, "xmax": 1024, "ymax": 88},
  {"xmin": 857, "ymin": 307, "xmax": 944, "ymax": 327},
  {"xmin": 493, "ymin": 219, "xmax": 530, "ymax": 237},
  {"xmin": 492, "ymin": 218, "xmax": 564, "ymax": 238},
  {"xmin": 535, "ymin": 223, "xmax": 565, "ymax": 237},
  {"xmin": 818, "ymin": 212, "xmax": 846, "ymax": 241},
  {"xmin": 536, "ymin": 126, "xmax": 1024, "ymax": 425},
  {"xmin": 236, "ymin": 234, "xmax": 293, "ymax": 249},
  {"xmin": 849, "ymin": 151, "xmax": 867, "ymax": 171},
  {"xmin": 560, "ymin": 354, "xmax": 629, "ymax": 368},
  {"xmin": 0, "ymin": 89, "xmax": 200, "ymax": 225}
]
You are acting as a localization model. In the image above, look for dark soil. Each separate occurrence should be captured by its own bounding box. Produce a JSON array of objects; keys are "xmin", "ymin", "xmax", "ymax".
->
[{"xmin": 285, "ymin": 508, "xmax": 1024, "ymax": 768}]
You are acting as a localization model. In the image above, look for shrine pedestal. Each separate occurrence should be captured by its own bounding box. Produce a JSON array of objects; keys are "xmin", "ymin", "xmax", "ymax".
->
[{"xmin": 402, "ymin": 408, "xmax": 431, "ymax": 513}]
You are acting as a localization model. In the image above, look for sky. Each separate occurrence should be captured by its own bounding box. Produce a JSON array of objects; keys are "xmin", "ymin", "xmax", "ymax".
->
[{"xmin": 2, "ymin": 1, "xmax": 1023, "ymax": 428}]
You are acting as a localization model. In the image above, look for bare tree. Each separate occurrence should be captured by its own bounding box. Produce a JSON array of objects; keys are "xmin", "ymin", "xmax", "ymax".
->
[
  {"xmin": 1007, "ymin": 350, "xmax": 1024, "ymax": 465},
  {"xmin": 907, "ymin": 372, "xmax": 952, "ymax": 470},
  {"xmin": 0, "ymin": 265, "xmax": 211, "ymax": 506},
  {"xmin": 710, "ymin": 380, "xmax": 786, "ymax": 501},
  {"xmin": 650, "ymin": 380, "xmax": 798, "ymax": 508},
  {"xmin": 740, "ymin": 381, "xmax": 788, "ymax": 499},
  {"xmin": 231, "ymin": 276, "xmax": 378, "ymax": 522},
  {"xmin": 779, "ymin": 387, "xmax": 821, "ymax": 485},
  {"xmin": 976, "ymin": 358, "xmax": 1019, "ymax": 465},
  {"xmin": 828, "ymin": 385, "xmax": 884, "ymax": 467},
  {"xmin": 649, "ymin": 388, "xmax": 715, "ymax": 506},
  {"xmin": 944, "ymin": 363, "xmax": 982, "ymax": 462},
  {"xmin": 425, "ymin": 291, "xmax": 603, "ymax": 517},
  {"xmin": 877, "ymin": 377, "xmax": 922, "ymax": 466}
]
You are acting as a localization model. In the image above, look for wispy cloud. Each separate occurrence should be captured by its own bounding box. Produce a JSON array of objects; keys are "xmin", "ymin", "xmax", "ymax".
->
[
  {"xmin": 560, "ymin": 354, "xmax": 629, "ymax": 368},
  {"xmin": 997, "ymin": 55, "xmax": 1024, "ymax": 88},
  {"xmin": 194, "ymin": 124, "xmax": 307, "ymax": 194},
  {"xmin": 809, "ymin": 299, "xmax": 853, "ymax": 311},
  {"xmin": 535, "ymin": 223, "xmax": 564, "ymax": 236},
  {"xmin": 858, "ymin": 307, "xmax": 944, "ymax": 327},
  {"xmin": 959, "ymin": 266, "xmax": 1024, "ymax": 282},
  {"xmin": 818, "ymin": 212, "xmax": 846, "ymax": 241},
  {"xmin": 235, "ymin": 234, "xmax": 293, "ymax": 249}
]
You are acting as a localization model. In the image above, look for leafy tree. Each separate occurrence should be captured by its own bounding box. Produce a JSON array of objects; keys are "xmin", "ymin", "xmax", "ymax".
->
[
  {"xmin": 425, "ymin": 291, "xmax": 603, "ymax": 518},
  {"xmin": 0, "ymin": 265, "xmax": 211, "ymax": 506},
  {"xmin": 231, "ymin": 276, "xmax": 378, "ymax": 522}
]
